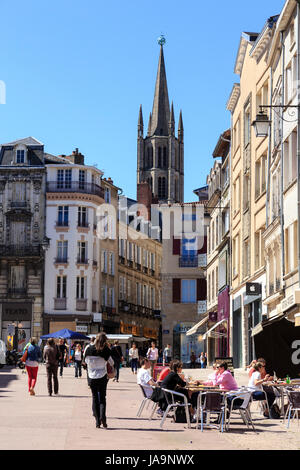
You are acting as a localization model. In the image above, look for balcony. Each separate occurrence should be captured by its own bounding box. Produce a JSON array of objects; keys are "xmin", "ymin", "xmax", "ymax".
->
[
  {"xmin": 56, "ymin": 221, "xmax": 69, "ymax": 229},
  {"xmin": 6, "ymin": 201, "xmax": 32, "ymax": 217},
  {"xmin": 76, "ymin": 299, "xmax": 87, "ymax": 311},
  {"xmin": 7, "ymin": 287, "xmax": 27, "ymax": 297},
  {"xmin": 179, "ymin": 256, "xmax": 199, "ymax": 268},
  {"xmin": 47, "ymin": 181, "xmax": 104, "ymax": 199},
  {"xmin": 0, "ymin": 244, "xmax": 43, "ymax": 258},
  {"xmin": 77, "ymin": 221, "xmax": 89, "ymax": 229},
  {"xmin": 55, "ymin": 257, "xmax": 68, "ymax": 264},
  {"xmin": 54, "ymin": 298, "xmax": 67, "ymax": 310},
  {"xmin": 76, "ymin": 257, "xmax": 89, "ymax": 265}
]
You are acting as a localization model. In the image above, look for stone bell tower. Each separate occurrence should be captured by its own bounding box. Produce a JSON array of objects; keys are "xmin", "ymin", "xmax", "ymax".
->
[{"xmin": 137, "ymin": 36, "xmax": 184, "ymax": 204}]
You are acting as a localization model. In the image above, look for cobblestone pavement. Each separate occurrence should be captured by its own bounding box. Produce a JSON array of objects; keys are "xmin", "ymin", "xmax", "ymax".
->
[{"xmin": 0, "ymin": 365, "xmax": 299, "ymax": 451}]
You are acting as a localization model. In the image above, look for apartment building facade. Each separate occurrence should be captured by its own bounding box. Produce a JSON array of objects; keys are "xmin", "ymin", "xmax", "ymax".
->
[
  {"xmin": 44, "ymin": 150, "xmax": 120, "ymax": 335},
  {"xmin": 0, "ymin": 137, "xmax": 47, "ymax": 350}
]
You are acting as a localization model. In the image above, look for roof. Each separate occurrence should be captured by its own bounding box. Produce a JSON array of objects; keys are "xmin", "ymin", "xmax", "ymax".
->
[
  {"xmin": 0, "ymin": 136, "xmax": 44, "ymax": 147},
  {"xmin": 212, "ymin": 129, "xmax": 231, "ymax": 158},
  {"xmin": 150, "ymin": 45, "xmax": 170, "ymax": 136}
]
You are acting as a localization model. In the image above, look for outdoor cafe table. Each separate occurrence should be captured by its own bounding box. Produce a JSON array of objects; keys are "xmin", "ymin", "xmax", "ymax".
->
[
  {"xmin": 263, "ymin": 382, "xmax": 297, "ymax": 417},
  {"xmin": 185, "ymin": 385, "xmax": 229, "ymax": 429}
]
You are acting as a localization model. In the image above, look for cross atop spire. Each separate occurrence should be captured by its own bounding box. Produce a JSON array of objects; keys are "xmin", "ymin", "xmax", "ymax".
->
[{"xmin": 150, "ymin": 42, "xmax": 170, "ymax": 136}]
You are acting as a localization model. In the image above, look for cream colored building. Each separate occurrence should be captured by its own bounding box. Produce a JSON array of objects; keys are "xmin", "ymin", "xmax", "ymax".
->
[
  {"xmin": 227, "ymin": 22, "xmax": 276, "ymax": 367},
  {"xmin": 118, "ymin": 211, "xmax": 162, "ymax": 346}
]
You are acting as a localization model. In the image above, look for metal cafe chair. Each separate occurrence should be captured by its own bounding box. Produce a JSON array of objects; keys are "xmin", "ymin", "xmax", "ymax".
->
[
  {"xmin": 160, "ymin": 388, "xmax": 191, "ymax": 429},
  {"xmin": 225, "ymin": 391, "xmax": 256, "ymax": 432},
  {"xmin": 137, "ymin": 385, "xmax": 158, "ymax": 420},
  {"xmin": 196, "ymin": 391, "xmax": 226, "ymax": 432},
  {"xmin": 285, "ymin": 390, "xmax": 300, "ymax": 429}
]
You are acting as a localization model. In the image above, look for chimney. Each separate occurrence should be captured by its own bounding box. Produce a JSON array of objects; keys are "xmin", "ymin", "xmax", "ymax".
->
[
  {"xmin": 65, "ymin": 148, "xmax": 85, "ymax": 165},
  {"xmin": 137, "ymin": 182, "xmax": 153, "ymax": 221}
]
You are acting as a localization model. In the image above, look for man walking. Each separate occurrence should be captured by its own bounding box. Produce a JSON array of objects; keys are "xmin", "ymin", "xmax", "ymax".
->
[
  {"xmin": 43, "ymin": 338, "xmax": 59, "ymax": 396},
  {"xmin": 146, "ymin": 341, "xmax": 159, "ymax": 378},
  {"xmin": 111, "ymin": 340, "xmax": 124, "ymax": 382},
  {"xmin": 57, "ymin": 338, "xmax": 67, "ymax": 377},
  {"xmin": 163, "ymin": 344, "xmax": 172, "ymax": 365}
]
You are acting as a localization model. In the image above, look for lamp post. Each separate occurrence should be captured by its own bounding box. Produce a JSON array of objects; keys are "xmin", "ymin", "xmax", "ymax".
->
[{"xmin": 252, "ymin": 105, "xmax": 300, "ymax": 138}]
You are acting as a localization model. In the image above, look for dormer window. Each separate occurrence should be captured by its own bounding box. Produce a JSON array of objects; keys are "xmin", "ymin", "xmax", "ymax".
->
[{"xmin": 16, "ymin": 149, "xmax": 25, "ymax": 164}]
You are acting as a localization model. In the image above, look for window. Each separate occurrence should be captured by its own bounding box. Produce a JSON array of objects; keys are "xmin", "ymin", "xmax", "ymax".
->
[
  {"xmin": 77, "ymin": 241, "xmax": 87, "ymax": 263},
  {"xmin": 58, "ymin": 206, "xmax": 69, "ymax": 226},
  {"xmin": 79, "ymin": 170, "xmax": 86, "ymax": 190},
  {"xmin": 78, "ymin": 207, "xmax": 88, "ymax": 227},
  {"xmin": 16, "ymin": 149, "xmax": 25, "ymax": 164},
  {"xmin": 244, "ymin": 104, "xmax": 251, "ymax": 147},
  {"xmin": 104, "ymin": 188, "xmax": 111, "ymax": 203},
  {"xmin": 57, "ymin": 240, "xmax": 68, "ymax": 262},
  {"xmin": 109, "ymin": 252, "xmax": 115, "ymax": 275},
  {"xmin": 284, "ymin": 130, "xmax": 297, "ymax": 189},
  {"xmin": 158, "ymin": 147, "xmax": 162, "ymax": 168},
  {"xmin": 158, "ymin": 177, "xmax": 166, "ymax": 199},
  {"xmin": 182, "ymin": 237, "xmax": 197, "ymax": 258},
  {"xmin": 181, "ymin": 279, "xmax": 196, "ymax": 304},
  {"xmin": 76, "ymin": 276, "xmax": 86, "ymax": 299},
  {"xmin": 163, "ymin": 147, "xmax": 167, "ymax": 168},
  {"xmin": 101, "ymin": 250, "xmax": 108, "ymax": 273},
  {"xmin": 57, "ymin": 169, "xmax": 72, "ymax": 189},
  {"xmin": 57, "ymin": 276, "xmax": 67, "ymax": 299},
  {"xmin": 243, "ymin": 240, "xmax": 250, "ymax": 278},
  {"xmin": 101, "ymin": 285, "xmax": 107, "ymax": 306}
]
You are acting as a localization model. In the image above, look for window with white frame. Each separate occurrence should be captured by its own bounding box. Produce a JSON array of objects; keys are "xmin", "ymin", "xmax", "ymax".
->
[
  {"xmin": 76, "ymin": 276, "xmax": 86, "ymax": 299},
  {"xmin": 57, "ymin": 240, "xmax": 68, "ymax": 262},
  {"xmin": 56, "ymin": 275, "xmax": 67, "ymax": 298},
  {"xmin": 78, "ymin": 207, "xmax": 88, "ymax": 227},
  {"xmin": 16, "ymin": 149, "xmax": 25, "ymax": 164},
  {"xmin": 58, "ymin": 206, "xmax": 69, "ymax": 226}
]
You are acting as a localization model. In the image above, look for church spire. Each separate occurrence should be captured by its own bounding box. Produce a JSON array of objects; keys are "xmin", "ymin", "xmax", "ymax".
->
[
  {"xmin": 150, "ymin": 42, "xmax": 170, "ymax": 136},
  {"xmin": 169, "ymin": 101, "xmax": 175, "ymax": 135},
  {"xmin": 178, "ymin": 109, "xmax": 184, "ymax": 142},
  {"xmin": 138, "ymin": 104, "xmax": 144, "ymax": 137}
]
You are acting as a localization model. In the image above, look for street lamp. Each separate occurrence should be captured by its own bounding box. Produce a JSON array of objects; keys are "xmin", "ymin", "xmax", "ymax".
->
[
  {"xmin": 252, "ymin": 105, "xmax": 300, "ymax": 138},
  {"xmin": 252, "ymin": 110, "xmax": 272, "ymax": 138}
]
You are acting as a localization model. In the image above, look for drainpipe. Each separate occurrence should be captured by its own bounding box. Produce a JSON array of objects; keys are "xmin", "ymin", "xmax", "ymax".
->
[
  {"xmin": 297, "ymin": 1, "xmax": 300, "ymax": 288},
  {"xmin": 280, "ymin": 30, "xmax": 286, "ymax": 286},
  {"xmin": 266, "ymin": 66, "xmax": 273, "ymax": 230}
]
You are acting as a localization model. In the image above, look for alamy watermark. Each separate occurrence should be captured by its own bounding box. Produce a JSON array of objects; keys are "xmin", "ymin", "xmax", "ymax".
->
[{"xmin": 0, "ymin": 80, "xmax": 6, "ymax": 104}]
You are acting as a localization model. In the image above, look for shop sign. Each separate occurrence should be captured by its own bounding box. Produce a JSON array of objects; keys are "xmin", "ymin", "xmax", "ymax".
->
[
  {"xmin": 197, "ymin": 301, "xmax": 207, "ymax": 315},
  {"xmin": 2, "ymin": 303, "xmax": 32, "ymax": 321},
  {"xmin": 93, "ymin": 313, "xmax": 102, "ymax": 323},
  {"xmin": 76, "ymin": 325, "xmax": 88, "ymax": 333},
  {"xmin": 246, "ymin": 283, "xmax": 262, "ymax": 296},
  {"xmin": 281, "ymin": 290, "xmax": 300, "ymax": 313}
]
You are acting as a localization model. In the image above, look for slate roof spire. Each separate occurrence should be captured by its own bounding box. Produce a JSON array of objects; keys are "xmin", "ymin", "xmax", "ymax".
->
[{"xmin": 150, "ymin": 44, "xmax": 170, "ymax": 136}]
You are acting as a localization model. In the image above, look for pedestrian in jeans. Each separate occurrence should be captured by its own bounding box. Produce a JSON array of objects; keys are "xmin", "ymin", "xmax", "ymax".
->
[
  {"xmin": 24, "ymin": 337, "xmax": 42, "ymax": 396},
  {"xmin": 146, "ymin": 342, "xmax": 158, "ymax": 378},
  {"xmin": 111, "ymin": 340, "xmax": 124, "ymax": 382},
  {"xmin": 74, "ymin": 344, "xmax": 83, "ymax": 378},
  {"xmin": 58, "ymin": 338, "xmax": 67, "ymax": 377},
  {"xmin": 84, "ymin": 332, "xmax": 114, "ymax": 428},
  {"xmin": 43, "ymin": 338, "xmax": 59, "ymax": 396},
  {"xmin": 129, "ymin": 343, "xmax": 139, "ymax": 374}
]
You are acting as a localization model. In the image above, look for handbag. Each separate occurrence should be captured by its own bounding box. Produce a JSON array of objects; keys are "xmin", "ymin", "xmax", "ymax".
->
[
  {"xmin": 21, "ymin": 348, "xmax": 28, "ymax": 363},
  {"xmin": 107, "ymin": 362, "xmax": 115, "ymax": 379}
]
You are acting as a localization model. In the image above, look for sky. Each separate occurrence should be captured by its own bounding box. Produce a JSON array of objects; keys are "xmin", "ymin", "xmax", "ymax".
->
[{"xmin": 0, "ymin": 0, "xmax": 286, "ymax": 201}]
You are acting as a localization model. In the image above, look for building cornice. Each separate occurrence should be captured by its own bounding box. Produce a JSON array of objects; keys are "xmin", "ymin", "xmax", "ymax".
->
[{"xmin": 226, "ymin": 83, "xmax": 240, "ymax": 114}]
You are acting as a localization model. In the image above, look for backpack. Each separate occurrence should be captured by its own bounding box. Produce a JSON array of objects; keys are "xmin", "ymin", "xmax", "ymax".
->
[
  {"xmin": 174, "ymin": 407, "xmax": 187, "ymax": 423},
  {"xmin": 269, "ymin": 403, "xmax": 281, "ymax": 419}
]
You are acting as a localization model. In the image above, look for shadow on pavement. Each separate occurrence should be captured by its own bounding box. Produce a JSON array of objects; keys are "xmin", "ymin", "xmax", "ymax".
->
[{"xmin": 0, "ymin": 370, "xmax": 19, "ymax": 391}]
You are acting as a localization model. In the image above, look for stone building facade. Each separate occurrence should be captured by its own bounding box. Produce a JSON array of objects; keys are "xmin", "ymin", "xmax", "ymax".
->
[{"xmin": 0, "ymin": 137, "xmax": 47, "ymax": 350}]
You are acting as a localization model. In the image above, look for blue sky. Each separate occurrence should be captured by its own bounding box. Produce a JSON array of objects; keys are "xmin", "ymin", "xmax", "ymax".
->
[{"xmin": 0, "ymin": 0, "xmax": 286, "ymax": 201}]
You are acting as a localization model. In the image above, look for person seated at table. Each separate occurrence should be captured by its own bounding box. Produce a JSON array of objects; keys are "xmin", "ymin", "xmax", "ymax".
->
[
  {"xmin": 257, "ymin": 358, "xmax": 274, "ymax": 381},
  {"xmin": 137, "ymin": 358, "xmax": 157, "ymax": 397},
  {"xmin": 247, "ymin": 360, "xmax": 257, "ymax": 378},
  {"xmin": 199, "ymin": 362, "xmax": 239, "ymax": 391},
  {"xmin": 248, "ymin": 362, "xmax": 276, "ymax": 417},
  {"xmin": 161, "ymin": 360, "xmax": 198, "ymax": 420},
  {"xmin": 157, "ymin": 365, "xmax": 170, "ymax": 384}
]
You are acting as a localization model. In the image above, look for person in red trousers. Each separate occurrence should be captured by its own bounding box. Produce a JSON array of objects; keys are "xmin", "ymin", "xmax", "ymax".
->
[{"xmin": 24, "ymin": 337, "xmax": 42, "ymax": 395}]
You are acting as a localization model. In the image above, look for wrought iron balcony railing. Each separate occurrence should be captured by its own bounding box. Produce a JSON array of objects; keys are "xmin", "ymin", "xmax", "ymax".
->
[{"xmin": 47, "ymin": 181, "xmax": 104, "ymax": 199}]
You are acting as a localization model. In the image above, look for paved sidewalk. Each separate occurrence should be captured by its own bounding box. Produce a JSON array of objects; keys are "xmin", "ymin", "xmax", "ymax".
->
[{"xmin": 0, "ymin": 365, "xmax": 299, "ymax": 450}]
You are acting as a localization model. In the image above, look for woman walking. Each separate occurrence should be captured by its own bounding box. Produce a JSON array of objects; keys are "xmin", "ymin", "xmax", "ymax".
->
[
  {"xmin": 74, "ymin": 343, "xmax": 83, "ymax": 378},
  {"xmin": 129, "ymin": 343, "xmax": 139, "ymax": 374},
  {"xmin": 43, "ymin": 338, "xmax": 59, "ymax": 396},
  {"xmin": 84, "ymin": 332, "xmax": 114, "ymax": 428},
  {"xmin": 24, "ymin": 337, "xmax": 42, "ymax": 396}
]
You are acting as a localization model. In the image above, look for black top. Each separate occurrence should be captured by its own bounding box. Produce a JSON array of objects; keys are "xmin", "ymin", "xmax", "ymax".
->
[
  {"xmin": 110, "ymin": 345, "xmax": 123, "ymax": 364},
  {"xmin": 84, "ymin": 344, "xmax": 111, "ymax": 361},
  {"xmin": 161, "ymin": 371, "xmax": 186, "ymax": 391}
]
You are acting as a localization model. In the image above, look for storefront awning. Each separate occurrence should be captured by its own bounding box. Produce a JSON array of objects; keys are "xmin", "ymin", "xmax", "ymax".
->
[
  {"xmin": 202, "ymin": 319, "xmax": 227, "ymax": 341},
  {"xmin": 186, "ymin": 315, "xmax": 209, "ymax": 336}
]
